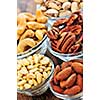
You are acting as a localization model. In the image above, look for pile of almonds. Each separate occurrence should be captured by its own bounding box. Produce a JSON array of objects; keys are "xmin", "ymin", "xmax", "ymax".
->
[
  {"xmin": 35, "ymin": 0, "xmax": 83, "ymax": 17},
  {"xmin": 46, "ymin": 11, "xmax": 83, "ymax": 54},
  {"xmin": 50, "ymin": 59, "xmax": 83, "ymax": 95}
]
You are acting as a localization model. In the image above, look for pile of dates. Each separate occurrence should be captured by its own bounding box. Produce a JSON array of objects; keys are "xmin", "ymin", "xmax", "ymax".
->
[
  {"xmin": 46, "ymin": 11, "xmax": 83, "ymax": 54},
  {"xmin": 50, "ymin": 59, "xmax": 83, "ymax": 95}
]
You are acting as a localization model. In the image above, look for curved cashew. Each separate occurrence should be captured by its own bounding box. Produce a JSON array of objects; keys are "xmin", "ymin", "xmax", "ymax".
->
[
  {"xmin": 36, "ymin": 9, "xmax": 48, "ymax": 23},
  {"xmin": 17, "ymin": 38, "xmax": 36, "ymax": 53},
  {"xmin": 17, "ymin": 14, "xmax": 26, "ymax": 35},
  {"xmin": 35, "ymin": 30, "xmax": 45, "ymax": 40},
  {"xmin": 20, "ymin": 29, "xmax": 34, "ymax": 40},
  {"xmin": 22, "ymin": 12, "xmax": 36, "ymax": 21},
  {"xmin": 26, "ymin": 22, "xmax": 46, "ymax": 30}
]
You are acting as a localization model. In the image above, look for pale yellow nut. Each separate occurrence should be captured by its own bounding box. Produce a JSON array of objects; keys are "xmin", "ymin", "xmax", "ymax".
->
[
  {"xmin": 71, "ymin": 2, "xmax": 79, "ymax": 12},
  {"xmin": 36, "ymin": 72, "xmax": 42, "ymax": 84},
  {"xmin": 32, "ymin": 79, "xmax": 38, "ymax": 86},
  {"xmin": 45, "ymin": 67, "xmax": 51, "ymax": 72},
  {"xmin": 20, "ymin": 67, "xmax": 28, "ymax": 75},
  {"xmin": 23, "ymin": 76, "xmax": 27, "ymax": 80},
  {"xmin": 27, "ymin": 73, "xmax": 36, "ymax": 79},
  {"xmin": 22, "ymin": 58, "xmax": 30, "ymax": 66},
  {"xmin": 17, "ymin": 77, "xmax": 23, "ymax": 82},
  {"xmin": 17, "ymin": 60, "xmax": 25, "ymax": 67},
  {"xmin": 62, "ymin": 2, "xmax": 71, "ymax": 10},
  {"xmin": 39, "ymin": 68, "xmax": 43, "ymax": 72},
  {"xmin": 32, "ymin": 54, "xmax": 40, "ymax": 64},
  {"xmin": 28, "ymin": 80, "xmax": 34, "ymax": 85},
  {"xmin": 17, "ymin": 80, "xmax": 26, "ymax": 86},
  {"xmin": 29, "ymin": 68, "xmax": 38, "ymax": 73},
  {"xmin": 17, "ymin": 64, "xmax": 22, "ymax": 70},
  {"xmin": 42, "ymin": 77, "xmax": 45, "ymax": 82},
  {"xmin": 27, "ymin": 65, "xmax": 35, "ymax": 70},
  {"xmin": 47, "ymin": 71, "xmax": 51, "ymax": 75},
  {"xmin": 33, "ymin": 64, "xmax": 40, "ymax": 68},
  {"xmin": 27, "ymin": 56, "xmax": 34, "ymax": 65},
  {"xmin": 40, "ymin": 57, "xmax": 50, "ymax": 65},
  {"xmin": 39, "ymin": 66, "xmax": 46, "ymax": 70},
  {"xmin": 43, "ymin": 72, "xmax": 48, "ymax": 79},
  {"xmin": 24, "ymin": 84, "xmax": 31, "ymax": 89},
  {"xmin": 19, "ymin": 86, "xmax": 24, "ymax": 90},
  {"xmin": 35, "ymin": 30, "xmax": 44, "ymax": 40},
  {"xmin": 48, "ymin": 62, "xmax": 52, "ymax": 67},
  {"xmin": 17, "ymin": 71, "xmax": 23, "ymax": 77},
  {"xmin": 38, "ymin": 54, "xmax": 44, "ymax": 60}
]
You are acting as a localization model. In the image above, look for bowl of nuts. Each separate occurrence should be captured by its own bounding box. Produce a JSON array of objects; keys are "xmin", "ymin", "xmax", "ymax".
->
[
  {"xmin": 49, "ymin": 59, "xmax": 83, "ymax": 99},
  {"xmin": 46, "ymin": 11, "xmax": 83, "ymax": 61},
  {"xmin": 17, "ymin": 53, "xmax": 54, "ymax": 96},
  {"xmin": 17, "ymin": 9, "xmax": 50, "ymax": 59},
  {"xmin": 35, "ymin": 0, "xmax": 83, "ymax": 18}
]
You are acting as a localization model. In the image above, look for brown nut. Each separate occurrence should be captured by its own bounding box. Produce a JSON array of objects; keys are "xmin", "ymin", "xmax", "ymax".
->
[
  {"xmin": 76, "ymin": 74, "xmax": 83, "ymax": 90},
  {"xmin": 60, "ymin": 73, "xmax": 76, "ymax": 88},
  {"xmin": 72, "ymin": 62, "xmax": 83, "ymax": 74},
  {"xmin": 63, "ymin": 85, "xmax": 81, "ymax": 95},
  {"xmin": 56, "ymin": 67, "xmax": 72, "ymax": 81}
]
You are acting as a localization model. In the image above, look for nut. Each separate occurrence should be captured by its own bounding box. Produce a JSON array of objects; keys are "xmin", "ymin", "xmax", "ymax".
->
[
  {"xmin": 62, "ymin": 2, "xmax": 71, "ymax": 10},
  {"xmin": 71, "ymin": 2, "xmax": 79, "ymax": 12},
  {"xmin": 17, "ymin": 54, "xmax": 52, "ymax": 90},
  {"xmin": 17, "ymin": 10, "xmax": 47, "ymax": 53},
  {"xmin": 46, "ymin": 12, "xmax": 83, "ymax": 54},
  {"xmin": 50, "ymin": 60, "xmax": 83, "ymax": 95}
]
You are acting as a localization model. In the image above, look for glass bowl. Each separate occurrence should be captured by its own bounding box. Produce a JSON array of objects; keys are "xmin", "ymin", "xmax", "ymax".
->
[
  {"xmin": 47, "ymin": 38, "xmax": 83, "ymax": 61},
  {"xmin": 49, "ymin": 58, "xmax": 83, "ymax": 100},
  {"xmin": 17, "ymin": 54, "xmax": 54, "ymax": 96},
  {"xmin": 49, "ymin": 83, "xmax": 83, "ymax": 100},
  {"xmin": 17, "ymin": 35, "xmax": 48, "ymax": 59}
]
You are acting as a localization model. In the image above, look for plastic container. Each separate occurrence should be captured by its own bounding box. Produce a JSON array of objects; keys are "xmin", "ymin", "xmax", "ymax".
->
[
  {"xmin": 49, "ymin": 58, "xmax": 83, "ymax": 100},
  {"xmin": 47, "ymin": 38, "xmax": 83, "ymax": 61},
  {"xmin": 17, "ymin": 54, "xmax": 54, "ymax": 96}
]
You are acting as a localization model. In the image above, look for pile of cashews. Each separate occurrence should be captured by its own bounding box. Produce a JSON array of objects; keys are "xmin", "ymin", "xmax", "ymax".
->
[{"xmin": 17, "ymin": 9, "xmax": 48, "ymax": 53}]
